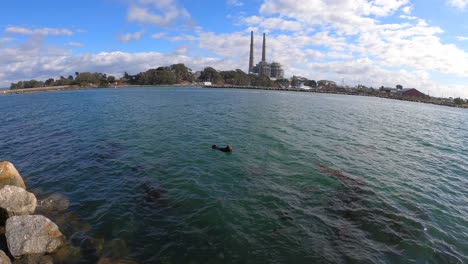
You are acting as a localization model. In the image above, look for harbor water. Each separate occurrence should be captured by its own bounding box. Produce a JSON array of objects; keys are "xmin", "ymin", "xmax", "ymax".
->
[{"xmin": 0, "ymin": 87, "xmax": 466, "ymax": 263}]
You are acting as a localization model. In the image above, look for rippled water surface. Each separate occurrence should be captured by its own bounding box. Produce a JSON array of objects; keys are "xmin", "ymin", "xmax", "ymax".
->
[{"xmin": 0, "ymin": 87, "xmax": 467, "ymax": 263}]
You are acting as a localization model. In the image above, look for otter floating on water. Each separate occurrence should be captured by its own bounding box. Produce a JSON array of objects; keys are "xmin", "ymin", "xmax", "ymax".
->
[{"xmin": 212, "ymin": 144, "xmax": 233, "ymax": 153}]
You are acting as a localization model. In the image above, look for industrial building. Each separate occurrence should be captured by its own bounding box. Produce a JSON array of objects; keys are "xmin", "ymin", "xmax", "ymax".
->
[{"xmin": 248, "ymin": 32, "xmax": 284, "ymax": 79}]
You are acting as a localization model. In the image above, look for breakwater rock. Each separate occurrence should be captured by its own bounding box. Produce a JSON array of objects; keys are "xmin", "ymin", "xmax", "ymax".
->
[
  {"xmin": 0, "ymin": 161, "xmax": 65, "ymax": 262},
  {"xmin": 0, "ymin": 250, "xmax": 11, "ymax": 264},
  {"xmin": 0, "ymin": 186, "xmax": 37, "ymax": 220},
  {"xmin": 6, "ymin": 215, "xmax": 64, "ymax": 258},
  {"xmin": 0, "ymin": 162, "xmax": 26, "ymax": 189}
]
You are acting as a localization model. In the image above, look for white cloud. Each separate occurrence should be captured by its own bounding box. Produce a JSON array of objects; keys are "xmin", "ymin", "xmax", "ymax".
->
[
  {"xmin": 399, "ymin": 15, "xmax": 417, "ymax": 20},
  {"xmin": 446, "ymin": 0, "xmax": 468, "ymax": 10},
  {"xmin": 120, "ymin": 31, "xmax": 144, "ymax": 43},
  {"xmin": 242, "ymin": 16, "xmax": 303, "ymax": 31},
  {"xmin": 5, "ymin": 26, "xmax": 73, "ymax": 36},
  {"xmin": 1, "ymin": 30, "xmax": 467, "ymax": 98},
  {"xmin": 127, "ymin": 0, "xmax": 192, "ymax": 27},
  {"xmin": 151, "ymin": 33, "xmax": 167, "ymax": 39},
  {"xmin": 227, "ymin": 0, "xmax": 243, "ymax": 6},
  {"xmin": 402, "ymin": 5, "xmax": 413, "ymax": 14},
  {"xmin": 0, "ymin": 37, "xmax": 14, "ymax": 44},
  {"xmin": 235, "ymin": 0, "xmax": 468, "ymax": 94},
  {"xmin": 256, "ymin": 0, "xmax": 413, "ymax": 36},
  {"xmin": 66, "ymin": 42, "xmax": 84, "ymax": 47},
  {"xmin": 2, "ymin": 0, "xmax": 468, "ymax": 99}
]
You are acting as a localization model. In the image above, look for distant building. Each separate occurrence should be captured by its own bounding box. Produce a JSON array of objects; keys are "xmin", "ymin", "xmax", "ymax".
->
[
  {"xmin": 248, "ymin": 32, "xmax": 284, "ymax": 79},
  {"xmin": 380, "ymin": 87, "xmax": 397, "ymax": 93},
  {"xmin": 317, "ymin": 80, "xmax": 337, "ymax": 88},
  {"xmin": 398, "ymin": 88, "xmax": 425, "ymax": 97}
]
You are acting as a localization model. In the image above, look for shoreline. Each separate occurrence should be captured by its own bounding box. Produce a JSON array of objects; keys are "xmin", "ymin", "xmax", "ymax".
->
[
  {"xmin": 204, "ymin": 85, "xmax": 468, "ymax": 109},
  {"xmin": 1, "ymin": 83, "xmax": 195, "ymax": 94},
  {"xmin": 2, "ymin": 84, "xmax": 467, "ymax": 109}
]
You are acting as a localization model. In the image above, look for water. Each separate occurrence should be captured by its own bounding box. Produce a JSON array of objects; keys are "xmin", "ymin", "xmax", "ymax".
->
[{"xmin": 0, "ymin": 87, "xmax": 467, "ymax": 263}]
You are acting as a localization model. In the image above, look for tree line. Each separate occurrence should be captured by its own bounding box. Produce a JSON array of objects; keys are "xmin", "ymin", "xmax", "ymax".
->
[
  {"xmin": 10, "ymin": 72, "xmax": 117, "ymax": 89},
  {"xmin": 10, "ymin": 63, "xmax": 320, "ymax": 90}
]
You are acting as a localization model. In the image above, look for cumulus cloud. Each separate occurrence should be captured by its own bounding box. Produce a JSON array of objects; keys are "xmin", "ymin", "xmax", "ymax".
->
[
  {"xmin": 127, "ymin": 0, "xmax": 192, "ymax": 27},
  {"xmin": 234, "ymin": 0, "xmax": 468, "ymax": 95},
  {"xmin": 1, "ymin": 29, "xmax": 467, "ymax": 98},
  {"xmin": 446, "ymin": 0, "xmax": 468, "ymax": 10},
  {"xmin": 120, "ymin": 31, "xmax": 144, "ymax": 43},
  {"xmin": 1, "ymin": 0, "xmax": 468, "ymax": 98},
  {"xmin": 5, "ymin": 26, "xmax": 73, "ymax": 36}
]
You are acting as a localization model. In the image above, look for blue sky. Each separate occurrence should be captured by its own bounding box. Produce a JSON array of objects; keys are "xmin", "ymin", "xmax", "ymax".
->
[{"xmin": 1, "ymin": 0, "xmax": 467, "ymax": 98}]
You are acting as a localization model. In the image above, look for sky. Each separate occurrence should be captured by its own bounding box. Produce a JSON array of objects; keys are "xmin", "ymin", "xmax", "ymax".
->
[{"xmin": 1, "ymin": 0, "xmax": 467, "ymax": 98}]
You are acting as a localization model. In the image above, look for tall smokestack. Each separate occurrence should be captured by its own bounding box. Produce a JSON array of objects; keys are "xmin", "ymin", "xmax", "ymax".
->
[
  {"xmin": 249, "ymin": 31, "xmax": 254, "ymax": 73},
  {"xmin": 262, "ymin": 32, "xmax": 266, "ymax": 62}
]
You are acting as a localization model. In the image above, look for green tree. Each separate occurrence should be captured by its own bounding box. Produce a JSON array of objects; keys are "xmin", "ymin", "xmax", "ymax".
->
[
  {"xmin": 234, "ymin": 69, "xmax": 250, "ymax": 86},
  {"xmin": 75, "ymin": 72, "xmax": 100, "ymax": 85},
  {"xmin": 123, "ymin": 72, "xmax": 130, "ymax": 80},
  {"xmin": 250, "ymin": 74, "xmax": 273, "ymax": 87},
  {"xmin": 107, "ymin": 75, "xmax": 116, "ymax": 84},
  {"xmin": 154, "ymin": 67, "xmax": 176, "ymax": 85},
  {"xmin": 45, "ymin": 78, "xmax": 55, "ymax": 86},
  {"xmin": 305, "ymin": 80, "xmax": 317, "ymax": 87},
  {"xmin": 10, "ymin": 81, "xmax": 23, "ymax": 89},
  {"xmin": 199, "ymin": 67, "xmax": 222, "ymax": 84},
  {"xmin": 170, "ymin": 64, "xmax": 194, "ymax": 83},
  {"xmin": 220, "ymin": 69, "xmax": 251, "ymax": 86},
  {"xmin": 220, "ymin": 70, "xmax": 237, "ymax": 85},
  {"xmin": 454, "ymin": 97, "xmax": 464, "ymax": 105},
  {"xmin": 140, "ymin": 67, "xmax": 176, "ymax": 85},
  {"xmin": 396, "ymin": 84, "xmax": 403, "ymax": 90}
]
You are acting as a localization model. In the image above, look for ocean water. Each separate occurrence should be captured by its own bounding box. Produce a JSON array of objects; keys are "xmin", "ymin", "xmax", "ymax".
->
[{"xmin": 0, "ymin": 87, "xmax": 466, "ymax": 263}]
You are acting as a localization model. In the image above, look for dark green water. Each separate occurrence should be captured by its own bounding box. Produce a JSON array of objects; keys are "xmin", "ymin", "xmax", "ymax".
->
[{"xmin": 0, "ymin": 87, "xmax": 467, "ymax": 263}]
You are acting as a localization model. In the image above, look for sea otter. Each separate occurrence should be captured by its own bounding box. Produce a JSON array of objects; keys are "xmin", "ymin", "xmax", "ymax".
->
[{"xmin": 211, "ymin": 144, "xmax": 233, "ymax": 153}]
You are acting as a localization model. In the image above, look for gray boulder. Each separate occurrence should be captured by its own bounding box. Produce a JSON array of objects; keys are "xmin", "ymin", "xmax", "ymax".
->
[
  {"xmin": 6, "ymin": 215, "xmax": 64, "ymax": 258},
  {"xmin": 0, "ymin": 162, "xmax": 26, "ymax": 190},
  {"xmin": 0, "ymin": 250, "xmax": 11, "ymax": 264},
  {"xmin": 0, "ymin": 186, "xmax": 37, "ymax": 218}
]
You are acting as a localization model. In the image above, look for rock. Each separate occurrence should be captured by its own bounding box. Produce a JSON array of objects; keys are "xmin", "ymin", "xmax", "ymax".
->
[
  {"xmin": 13, "ymin": 254, "xmax": 53, "ymax": 264},
  {"xmin": 6, "ymin": 215, "xmax": 64, "ymax": 258},
  {"xmin": 35, "ymin": 193, "xmax": 69, "ymax": 216},
  {"xmin": 0, "ymin": 186, "xmax": 37, "ymax": 219},
  {"xmin": 0, "ymin": 162, "xmax": 26, "ymax": 190},
  {"xmin": 51, "ymin": 245, "xmax": 81, "ymax": 263},
  {"xmin": 0, "ymin": 250, "xmax": 11, "ymax": 264}
]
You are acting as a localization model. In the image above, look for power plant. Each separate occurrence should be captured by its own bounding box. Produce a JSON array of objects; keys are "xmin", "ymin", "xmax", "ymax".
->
[{"xmin": 248, "ymin": 32, "xmax": 284, "ymax": 79}]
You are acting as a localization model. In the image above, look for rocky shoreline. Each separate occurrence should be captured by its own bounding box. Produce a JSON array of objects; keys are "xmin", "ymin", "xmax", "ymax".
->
[
  {"xmin": 0, "ymin": 161, "xmax": 140, "ymax": 264},
  {"xmin": 0, "ymin": 161, "xmax": 65, "ymax": 263}
]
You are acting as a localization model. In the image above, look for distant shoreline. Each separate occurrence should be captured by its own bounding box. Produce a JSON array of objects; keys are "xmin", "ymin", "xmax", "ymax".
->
[
  {"xmin": 2, "ymin": 84, "xmax": 467, "ymax": 109},
  {"xmin": 1, "ymin": 84, "xmax": 195, "ymax": 94},
  {"xmin": 203, "ymin": 85, "xmax": 468, "ymax": 109}
]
